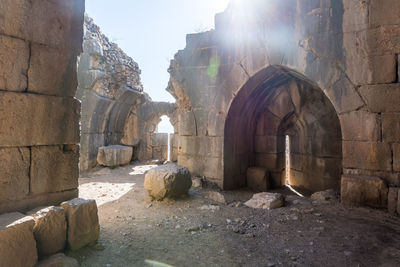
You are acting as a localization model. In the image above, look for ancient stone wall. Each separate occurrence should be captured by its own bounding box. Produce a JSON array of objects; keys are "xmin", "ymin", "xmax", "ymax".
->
[
  {"xmin": 76, "ymin": 15, "xmax": 145, "ymax": 171},
  {"xmin": 168, "ymin": 0, "xmax": 400, "ymax": 207},
  {"xmin": 77, "ymin": 16, "xmax": 177, "ymax": 171},
  {"xmin": 0, "ymin": 0, "xmax": 84, "ymax": 214}
]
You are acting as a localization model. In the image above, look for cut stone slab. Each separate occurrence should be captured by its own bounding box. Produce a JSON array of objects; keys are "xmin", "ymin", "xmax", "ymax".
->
[
  {"xmin": 144, "ymin": 163, "xmax": 192, "ymax": 200},
  {"xmin": 244, "ymin": 192, "xmax": 284, "ymax": 209},
  {"xmin": 37, "ymin": 253, "xmax": 79, "ymax": 267},
  {"xmin": 388, "ymin": 188, "xmax": 399, "ymax": 215},
  {"xmin": 247, "ymin": 167, "xmax": 269, "ymax": 192},
  {"xmin": 0, "ymin": 212, "xmax": 37, "ymax": 267},
  {"xmin": 204, "ymin": 191, "xmax": 227, "ymax": 204},
  {"xmin": 28, "ymin": 206, "xmax": 67, "ymax": 258},
  {"xmin": 311, "ymin": 189, "xmax": 338, "ymax": 201},
  {"xmin": 97, "ymin": 145, "xmax": 133, "ymax": 167},
  {"xmin": 341, "ymin": 175, "xmax": 388, "ymax": 208},
  {"xmin": 61, "ymin": 198, "xmax": 100, "ymax": 250}
]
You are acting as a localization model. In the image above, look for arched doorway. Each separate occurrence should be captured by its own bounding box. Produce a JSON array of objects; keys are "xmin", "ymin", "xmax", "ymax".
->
[{"xmin": 224, "ymin": 66, "xmax": 342, "ymax": 193}]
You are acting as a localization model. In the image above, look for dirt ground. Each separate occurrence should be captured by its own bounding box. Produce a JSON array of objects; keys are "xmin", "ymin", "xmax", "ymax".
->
[{"xmin": 68, "ymin": 163, "xmax": 400, "ymax": 267}]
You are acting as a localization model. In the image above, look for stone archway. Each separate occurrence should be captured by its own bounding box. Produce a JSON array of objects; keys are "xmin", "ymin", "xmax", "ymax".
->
[{"xmin": 224, "ymin": 65, "xmax": 342, "ymax": 192}]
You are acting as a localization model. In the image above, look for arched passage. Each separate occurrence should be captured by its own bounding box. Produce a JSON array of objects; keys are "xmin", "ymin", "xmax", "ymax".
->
[{"xmin": 224, "ymin": 66, "xmax": 342, "ymax": 192}]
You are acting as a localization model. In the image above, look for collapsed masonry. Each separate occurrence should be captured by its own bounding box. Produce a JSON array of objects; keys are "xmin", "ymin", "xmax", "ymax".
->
[{"xmin": 76, "ymin": 16, "xmax": 177, "ymax": 172}]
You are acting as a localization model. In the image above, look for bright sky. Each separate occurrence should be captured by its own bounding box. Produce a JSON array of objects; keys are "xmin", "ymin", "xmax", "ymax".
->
[{"xmin": 85, "ymin": 0, "xmax": 230, "ymax": 103}]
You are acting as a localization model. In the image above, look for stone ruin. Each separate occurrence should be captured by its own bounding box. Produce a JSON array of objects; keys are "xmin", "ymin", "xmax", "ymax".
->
[
  {"xmin": 77, "ymin": 15, "xmax": 177, "ymax": 171},
  {"xmin": 0, "ymin": 0, "xmax": 400, "ymax": 265}
]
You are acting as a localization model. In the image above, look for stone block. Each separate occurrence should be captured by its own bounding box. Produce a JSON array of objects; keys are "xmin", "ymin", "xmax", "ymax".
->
[
  {"xmin": 61, "ymin": 198, "xmax": 100, "ymax": 250},
  {"xmin": 0, "ymin": 0, "xmax": 30, "ymax": 38},
  {"xmin": 144, "ymin": 164, "xmax": 192, "ymax": 200},
  {"xmin": 382, "ymin": 113, "xmax": 400, "ymax": 142},
  {"xmin": 97, "ymin": 145, "xmax": 133, "ymax": 167},
  {"xmin": 37, "ymin": 253, "xmax": 78, "ymax": 267},
  {"xmin": 179, "ymin": 110, "xmax": 197, "ymax": 136},
  {"xmin": 0, "ymin": 212, "xmax": 37, "ymax": 267},
  {"xmin": 0, "ymin": 35, "xmax": 29, "ymax": 91},
  {"xmin": 394, "ymin": 144, "xmax": 400, "ymax": 172},
  {"xmin": 343, "ymin": 141, "xmax": 391, "ymax": 171},
  {"xmin": 28, "ymin": 44, "xmax": 77, "ymax": 97},
  {"xmin": 246, "ymin": 167, "xmax": 269, "ymax": 192},
  {"xmin": 0, "ymin": 92, "xmax": 80, "ymax": 146},
  {"xmin": 388, "ymin": 187, "xmax": 399, "ymax": 214},
  {"xmin": 203, "ymin": 191, "xmax": 227, "ymax": 204},
  {"xmin": 341, "ymin": 175, "xmax": 388, "ymax": 208},
  {"xmin": 244, "ymin": 192, "xmax": 284, "ymax": 210},
  {"xmin": 369, "ymin": 55, "xmax": 397, "ymax": 84},
  {"xmin": 0, "ymin": 147, "xmax": 30, "ymax": 202},
  {"xmin": 370, "ymin": 0, "xmax": 400, "ymax": 25},
  {"xmin": 29, "ymin": 206, "xmax": 67, "ymax": 258},
  {"xmin": 31, "ymin": 145, "xmax": 79, "ymax": 194},
  {"xmin": 28, "ymin": 0, "xmax": 84, "ymax": 50},
  {"xmin": 207, "ymin": 112, "xmax": 225, "ymax": 136},
  {"xmin": 340, "ymin": 111, "xmax": 380, "ymax": 141},
  {"xmin": 359, "ymin": 84, "xmax": 400, "ymax": 113},
  {"xmin": 151, "ymin": 133, "xmax": 168, "ymax": 146}
]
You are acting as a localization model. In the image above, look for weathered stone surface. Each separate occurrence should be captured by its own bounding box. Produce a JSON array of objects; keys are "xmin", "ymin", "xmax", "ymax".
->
[
  {"xmin": 61, "ymin": 198, "xmax": 100, "ymax": 250},
  {"xmin": 311, "ymin": 189, "xmax": 338, "ymax": 201},
  {"xmin": 246, "ymin": 167, "xmax": 269, "ymax": 192},
  {"xmin": 179, "ymin": 111, "xmax": 197, "ymax": 136},
  {"xmin": 370, "ymin": 0, "xmax": 400, "ymax": 25},
  {"xmin": 0, "ymin": 147, "xmax": 30, "ymax": 202},
  {"xmin": 398, "ymin": 189, "xmax": 400, "ymax": 215},
  {"xmin": 359, "ymin": 84, "xmax": 400, "ymax": 113},
  {"xmin": 203, "ymin": 191, "xmax": 227, "ymax": 204},
  {"xmin": 0, "ymin": 212, "xmax": 37, "ymax": 267},
  {"xmin": 341, "ymin": 175, "xmax": 388, "ymax": 208},
  {"xmin": 31, "ymin": 145, "xmax": 79, "ymax": 194},
  {"xmin": 382, "ymin": 114, "xmax": 400, "ymax": 142},
  {"xmin": 28, "ymin": 206, "xmax": 67, "ymax": 258},
  {"xmin": 244, "ymin": 192, "xmax": 284, "ymax": 210},
  {"xmin": 388, "ymin": 188, "xmax": 399, "ymax": 214},
  {"xmin": 97, "ymin": 145, "xmax": 133, "ymax": 167},
  {"xmin": 144, "ymin": 164, "xmax": 192, "ymax": 200},
  {"xmin": 343, "ymin": 141, "xmax": 391, "ymax": 171},
  {"xmin": 0, "ymin": 92, "xmax": 80, "ymax": 146},
  {"xmin": 340, "ymin": 111, "xmax": 380, "ymax": 141},
  {"xmin": 151, "ymin": 133, "xmax": 168, "ymax": 146},
  {"xmin": 29, "ymin": 44, "xmax": 77, "ymax": 97},
  {"xmin": 0, "ymin": 35, "xmax": 29, "ymax": 91},
  {"xmin": 37, "ymin": 253, "xmax": 79, "ymax": 267},
  {"xmin": 394, "ymin": 144, "xmax": 400, "ymax": 172},
  {"xmin": 192, "ymin": 177, "xmax": 203, "ymax": 188}
]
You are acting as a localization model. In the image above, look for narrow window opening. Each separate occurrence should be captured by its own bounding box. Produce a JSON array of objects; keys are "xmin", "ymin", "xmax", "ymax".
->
[
  {"xmin": 285, "ymin": 134, "xmax": 304, "ymax": 197},
  {"xmin": 156, "ymin": 115, "xmax": 174, "ymax": 162},
  {"xmin": 285, "ymin": 135, "xmax": 290, "ymax": 186}
]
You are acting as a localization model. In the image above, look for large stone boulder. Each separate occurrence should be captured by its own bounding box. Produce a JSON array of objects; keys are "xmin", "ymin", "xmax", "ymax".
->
[
  {"xmin": 37, "ymin": 253, "xmax": 78, "ymax": 267},
  {"xmin": 61, "ymin": 198, "xmax": 100, "ymax": 250},
  {"xmin": 28, "ymin": 206, "xmax": 67, "ymax": 258},
  {"xmin": 0, "ymin": 212, "xmax": 37, "ymax": 267},
  {"xmin": 244, "ymin": 192, "xmax": 284, "ymax": 209},
  {"xmin": 97, "ymin": 145, "xmax": 133, "ymax": 167},
  {"xmin": 144, "ymin": 164, "xmax": 192, "ymax": 200}
]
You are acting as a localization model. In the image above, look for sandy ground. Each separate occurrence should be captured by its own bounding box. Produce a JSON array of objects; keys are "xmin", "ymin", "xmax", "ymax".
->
[{"xmin": 69, "ymin": 163, "xmax": 400, "ymax": 267}]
